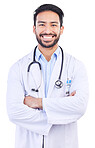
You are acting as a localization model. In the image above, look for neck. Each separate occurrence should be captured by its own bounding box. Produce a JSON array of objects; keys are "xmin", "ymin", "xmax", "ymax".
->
[{"xmin": 38, "ymin": 44, "xmax": 58, "ymax": 61}]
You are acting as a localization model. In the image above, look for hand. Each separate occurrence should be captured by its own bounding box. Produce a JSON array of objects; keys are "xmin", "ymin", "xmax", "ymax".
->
[
  {"xmin": 70, "ymin": 91, "xmax": 76, "ymax": 96},
  {"xmin": 24, "ymin": 96, "xmax": 43, "ymax": 109}
]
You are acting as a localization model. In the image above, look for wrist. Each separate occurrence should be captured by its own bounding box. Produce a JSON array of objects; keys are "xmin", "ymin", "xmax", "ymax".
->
[{"xmin": 38, "ymin": 98, "xmax": 43, "ymax": 110}]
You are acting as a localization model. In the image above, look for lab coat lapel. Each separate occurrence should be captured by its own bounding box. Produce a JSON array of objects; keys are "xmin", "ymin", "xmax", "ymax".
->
[
  {"xmin": 30, "ymin": 64, "xmax": 45, "ymax": 98},
  {"xmin": 47, "ymin": 54, "xmax": 61, "ymax": 97},
  {"xmin": 39, "ymin": 77, "xmax": 45, "ymax": 98}
]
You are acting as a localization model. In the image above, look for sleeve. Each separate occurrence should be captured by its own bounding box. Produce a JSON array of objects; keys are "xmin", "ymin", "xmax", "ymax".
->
[
  {"xmin": 6, "ymin": 62, "xmax": 52, "ymax": 135},
  {"xmin": 43, "ymin": 60, "xmax": 89, "ymax": 125}
]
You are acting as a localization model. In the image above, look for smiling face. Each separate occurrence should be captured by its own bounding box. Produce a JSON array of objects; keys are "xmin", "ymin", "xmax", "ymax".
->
[{"xmin": 33, "ymin": 11, "xmax": 64, "ymax": 49}]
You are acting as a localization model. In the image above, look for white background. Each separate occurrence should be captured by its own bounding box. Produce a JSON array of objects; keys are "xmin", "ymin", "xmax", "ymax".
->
[{"xmin": 0, "ymin": 0, "xmax": 95, "ymax": 147}]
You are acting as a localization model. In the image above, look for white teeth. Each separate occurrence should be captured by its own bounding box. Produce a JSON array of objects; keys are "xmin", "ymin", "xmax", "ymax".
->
[{"xmin": 43, "ymin": 36, "xmax": 52, "ymax": 39}]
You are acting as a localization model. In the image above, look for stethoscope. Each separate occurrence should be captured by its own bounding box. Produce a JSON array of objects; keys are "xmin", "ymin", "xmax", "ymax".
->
[
  {"xmin": 27, "ymin": 46, "xmax": 72, "ymax": 148},
  {"xmin": 27, "ymin": 46, "xmax": 64, "ymax": 92}
]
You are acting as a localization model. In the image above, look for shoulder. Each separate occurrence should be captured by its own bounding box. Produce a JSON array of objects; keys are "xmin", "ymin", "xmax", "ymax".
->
[
  {"xmin": 64, "ymin": 52, "xmax": 85, "ymax": 67},
  {"xmin": 10, "ymin": 50, "xmax": 34, "ymax": 70},
  {"xmin": 64, "ymin": 52, "xmax": 87, "ymax": 76}
]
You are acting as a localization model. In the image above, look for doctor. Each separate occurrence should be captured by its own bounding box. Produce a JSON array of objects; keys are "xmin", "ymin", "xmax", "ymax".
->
[{"xmin": 6, "ymin": 4, "xmax": 89, "ymax": 148}]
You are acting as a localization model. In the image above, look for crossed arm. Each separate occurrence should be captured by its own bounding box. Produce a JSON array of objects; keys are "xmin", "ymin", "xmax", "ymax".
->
[
  {"xmin": 24, "ymin": 96, "xmax": 43, "ymax": 109},
  {"xmin": 24, "ymin": 91, "xmax": 76, "ymax": 110}
]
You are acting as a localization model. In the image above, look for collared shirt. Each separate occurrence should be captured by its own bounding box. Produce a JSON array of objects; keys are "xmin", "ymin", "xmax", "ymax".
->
[{"xmin": 35, "ymin": 47, "xmax": 60, "ymax": 98}]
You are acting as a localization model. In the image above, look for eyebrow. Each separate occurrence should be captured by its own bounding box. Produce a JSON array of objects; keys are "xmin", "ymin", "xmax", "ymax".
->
[
  {"xmin": 37, "ymin": 21, "xmax": 59, "ymax": 24},
  {"xmin": 51, "ymin": 22, "xmax": 59, "ymax": 24},
  {"xmin": 37, "ymin": 21, "xmax": 46, "ymax": 23}
]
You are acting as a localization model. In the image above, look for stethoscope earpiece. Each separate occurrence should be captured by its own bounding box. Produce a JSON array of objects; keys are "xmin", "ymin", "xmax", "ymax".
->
[{"xmin": 31, "ymin": 88, "xmax": 39, "ymax": 92}]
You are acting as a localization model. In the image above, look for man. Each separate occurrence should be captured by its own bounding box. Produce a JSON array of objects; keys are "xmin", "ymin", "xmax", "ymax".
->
[{"xmin": 7, "ymin": 4, "xmax": 89, "ymax": 148}]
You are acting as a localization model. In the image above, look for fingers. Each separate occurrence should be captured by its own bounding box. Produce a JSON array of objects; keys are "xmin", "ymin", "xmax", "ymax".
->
[
  {"xmin": 70, "ymin": 91, "xmax": 76, "ymax": 96},
  {"xmin": 24, "ymin": 96, "xmax": 42, "ymax": 109}
]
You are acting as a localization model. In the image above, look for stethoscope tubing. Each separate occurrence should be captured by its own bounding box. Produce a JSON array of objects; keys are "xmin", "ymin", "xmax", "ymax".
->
[{"xmin": 27, "ymin": 46, "xmax": 64, "ymax": 90}]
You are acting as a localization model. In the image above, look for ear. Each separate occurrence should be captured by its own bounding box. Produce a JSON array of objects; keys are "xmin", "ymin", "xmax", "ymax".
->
[
  {"xmin": 60, "ymin": 26, "xmax": 64, "ymax": 35},
  {"xmin": 33, "ymin": 25, "xmax": 36, "ymax": 34}
]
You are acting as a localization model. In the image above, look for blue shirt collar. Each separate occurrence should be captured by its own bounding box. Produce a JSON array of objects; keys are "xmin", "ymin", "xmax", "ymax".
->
[{"xmin": 35, "ymin": 46, "xmax": 61, "ymax": 61}]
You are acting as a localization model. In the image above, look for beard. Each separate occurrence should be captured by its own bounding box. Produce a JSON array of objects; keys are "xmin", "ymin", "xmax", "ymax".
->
[{"xmin": 35, "ymin": 33, "xmax": 60, "ymax": 48}]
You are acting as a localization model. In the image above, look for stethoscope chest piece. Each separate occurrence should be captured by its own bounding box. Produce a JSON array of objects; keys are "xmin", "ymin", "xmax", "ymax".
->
[{"xmin": 55, "ymin": 80, "xmax": 63, "ymax": 89}]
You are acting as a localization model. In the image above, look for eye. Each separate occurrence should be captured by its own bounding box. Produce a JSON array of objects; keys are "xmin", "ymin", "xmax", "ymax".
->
[
  {"xmin": 51, "ymin": 24, "xmax": 57, "ymax": 27},
  {"xmin": 39, "ymin": 24, "xmax": 45, "ymax": 26}
]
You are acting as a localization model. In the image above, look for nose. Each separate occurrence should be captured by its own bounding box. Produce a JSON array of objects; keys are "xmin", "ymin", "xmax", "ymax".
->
[{"xmin": 44, "ymin": 24, "xmax": 52, "ymax": 34}]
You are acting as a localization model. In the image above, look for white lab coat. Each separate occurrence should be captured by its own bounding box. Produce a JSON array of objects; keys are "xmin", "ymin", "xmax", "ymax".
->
[{"xmin": 6, "ymin": 49, "xmax": 89, "ymax": 148}]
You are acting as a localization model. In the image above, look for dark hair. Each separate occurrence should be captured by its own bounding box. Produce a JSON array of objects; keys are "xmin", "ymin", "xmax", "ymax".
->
[{"xmin": 33, "ymin": 4, "xmax": 64, "ymax": 27}]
